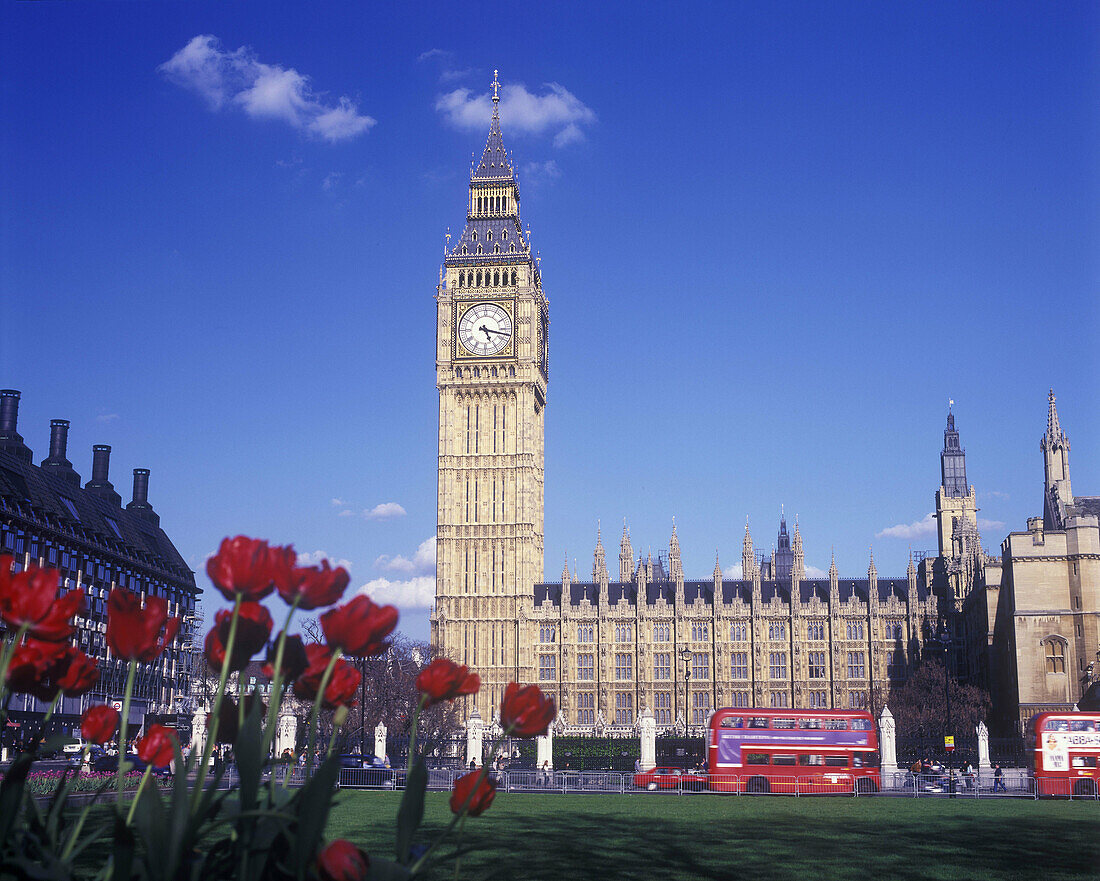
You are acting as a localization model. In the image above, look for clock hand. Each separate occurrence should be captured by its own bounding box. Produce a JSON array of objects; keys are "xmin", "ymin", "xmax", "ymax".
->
[
  {"xmin": 482, "ymin": 327, "xmax": 509, "ymax": 336},
  {"xmin": 479, "ymin": 324, "xmax": 493, "ymax": 342}
]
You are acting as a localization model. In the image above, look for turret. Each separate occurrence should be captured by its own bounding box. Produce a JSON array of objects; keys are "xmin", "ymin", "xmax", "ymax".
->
[
  {"xmin": 1041, "ymin": 388, "xmax": 1073, "ymax": 530},
  {"xmin": 668, "ymin": 519, "xmax": 683, "ymax": 581},
  {"xmin": 741, "ymin": 519, "xmax": 755, "ymax": 579},
  {"xmin": 791, "ymin": 518, "xmax": 805, "ymax": 580},
  {"xmin": 619, "ymin": 522, "xmax": 633, "ymax": 582},
  {"xmin": 593, "ymin": 522, "xmax": 608, "ymax": 583}
]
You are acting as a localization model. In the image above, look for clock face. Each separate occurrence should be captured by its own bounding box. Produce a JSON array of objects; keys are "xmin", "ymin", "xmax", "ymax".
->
[{"xmin": 458, "ymin": 302, "xmax": 512, "ymax": 356}]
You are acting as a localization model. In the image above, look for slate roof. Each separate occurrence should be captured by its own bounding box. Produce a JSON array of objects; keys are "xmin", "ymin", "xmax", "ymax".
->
[
  {"xmin": 1073, "ymin": 496, "xmax": 1100, "ymax": 519},
  {"xmin": 473, "ymin": 109, "xmax": 514, "ymax": 180},
  {"xmin": 0, "ymin": 448, "xmax": 195, "ymax": 586}
]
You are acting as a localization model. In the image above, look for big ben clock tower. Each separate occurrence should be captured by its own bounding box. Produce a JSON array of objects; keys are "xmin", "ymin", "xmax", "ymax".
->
[{"xmin": 431, "ymin": 72, "xmax": 548, "ymax": 722}]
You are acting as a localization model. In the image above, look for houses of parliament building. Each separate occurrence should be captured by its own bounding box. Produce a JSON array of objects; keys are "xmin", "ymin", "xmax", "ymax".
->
[{"xmin": 430, "ymin": 75, "xmax": 1099, "ymax": 736}]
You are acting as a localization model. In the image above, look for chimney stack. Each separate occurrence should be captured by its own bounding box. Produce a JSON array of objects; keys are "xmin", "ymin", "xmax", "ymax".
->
[
  {"xmin": 126, "ymin": 468, "xmax": 160, "ymax": 526},
  {"xmin": 85, "ymin": 444, "xmax": 122, "ymax": 506},
  {"xmin": 41, "ymin": 419, "xmax": 81, "ymax": 487},
  {"xmin": 0, "ymin": 390, "xmax": 32, "ymax": 463}
]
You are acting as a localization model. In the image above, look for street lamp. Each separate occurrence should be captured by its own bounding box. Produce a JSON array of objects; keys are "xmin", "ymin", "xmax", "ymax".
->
[
  {"xmin": 933, "ymin": 624, "xmax": 956, "ymax": 798},
  {"xmin": 679, "ymin": 648, "xmax": 692, "ymax": 737}
]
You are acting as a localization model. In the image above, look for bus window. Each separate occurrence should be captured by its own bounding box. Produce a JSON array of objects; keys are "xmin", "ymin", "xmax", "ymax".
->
[
  {"xmin": 720, "ymin": 717, "xmax": 744, "ymax": 728},
  {"xmin": 1069, "ymin": 721, "xmax": 1094, "ymax": 732},
  {"xmin": 749, "ymin": 717, "xmax": 770, "ymax": 729},
  {"xmin": 800, "ymin": 718, "xmax": 824, "ymax": 729},
  {"xmin": 850, "ymin": 719, "xmax": 872, "ymax": 731},
  {"xmin": 1071, "ymin": 756, "xmax": 1098, "ymax": 769},
  {"xmin": 799, "ymin": 755, "xmax": 825, "ymax": 766},
  {"xmin": 772, "ymin": 755, "xmax": 797, "ymax": 766},
  {"xmin": 825, "ymin": 756, "xmax": 848, "ymax": 767},
  {"xmin": 824, "ymin": 720, "xmax": 848, "ymax": 730},
  {"xmin": 1044, "ymin": 719, "xmax": 1069, "ymax": 731},
  {"xmin": 773, "ymin": 719, "xmax": 797, "ymax": 729},
  {"xmin": 745, "ymin": 753, "xmax": 769, "ymax": 765},
  {"xmin": 853, "ymin": 755, "xmax": 864, "ymax": 768}
]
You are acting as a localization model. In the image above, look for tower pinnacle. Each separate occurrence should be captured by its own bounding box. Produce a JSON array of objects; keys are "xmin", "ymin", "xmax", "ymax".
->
[{"xmin": 491, "ymin": 69, "xmax": 501, "ymax": 109}]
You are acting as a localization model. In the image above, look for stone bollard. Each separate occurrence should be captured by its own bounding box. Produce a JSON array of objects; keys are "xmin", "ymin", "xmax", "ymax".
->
[
  {"xmin": 878, "ymin": 705, "xmax": 899, "ymax": 783},
  {"xmin": 637, "ymin": 707, "xmax": 657, "ymax": 771},
  {"xmin": 465, "ymin": 708, "xmax": 484, "ymax": 769},
  {"xmin": 375, "ymin": 722, "xmax": 387, "ymax": 761},
  {"xmin": 275, "ymin": 714, "xmax": 298, "ymax": 758},
  {"xmin": 977, "ymin": 721, "xmax": 992, "ymax": 773},
  {"xmin": 192, "ymin": 709, "xmax": 208, "ymax": 757}
]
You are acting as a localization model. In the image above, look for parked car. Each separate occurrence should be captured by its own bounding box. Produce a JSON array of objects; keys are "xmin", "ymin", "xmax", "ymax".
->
[
  {"xmin": 633, "ymin": 767, "xmax": 708, "ymax": 791},
  {"xmin": 336, "ymin": 754, "xmax": 406, "ymax": 789},
  {"xmin": 92, "ymin": 752, "xmax": 172, "ymax": 778}
]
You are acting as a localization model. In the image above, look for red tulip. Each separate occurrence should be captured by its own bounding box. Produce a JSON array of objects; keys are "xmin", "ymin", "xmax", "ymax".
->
[
  {"xmin": 106, "ymin": 588, "xmax": 181, "ymax": 662},
  {"xmin": 4, "ymin": 639, "xmax": 67, "ymax": 699},
  {"xmin": 278, "ymin": 560, "xmax": 350, "ymax": 610},
  {"xmin": 320, "ymin": 595, "xmax": 397, "ymax": 658},
  {"xmin": 416, "ymin": 658, "xmax": 480, "ymax": 707},
  {"xmin": 81, "ymin": 705, "xmax": 119, "ymax": 744},
  {"xmin": 500, "ymin": 682, "xmax": 555, "ymax": 738},
  {"xmin": 203, "ymin": 602, "xmax": 273, "ymax": 673},
  {"xmin": 292, "ymin": 643, "xmax": 361, "ymax": 709},
  {"xmin": 0, "ymin": 558, "xmax": 84, "ymax": 642},
  {"xmin": 135, "ymin": 724, "xmax": 176, "ymax": 767},
  {"xmin": 52, "ymin": 644, "xmax": 100, "ymax": 696},
  {"xmin": 206, "ymin": 536, "xmax": 295, "ymax": 602},
  {"xmin": 262, "ymin": 632, "xmax": 309, "ymax": 682},
  {"xmin": 449, "ymin": 771, "xmax": 497, "ymax": 816},
  {"xmin": 317, "ymin": 839, "xmax": 369, "ymax": 881}
]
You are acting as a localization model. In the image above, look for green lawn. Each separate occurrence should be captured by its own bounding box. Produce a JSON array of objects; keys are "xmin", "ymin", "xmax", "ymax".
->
[{"xmin": 327, "ymin": 791, "xmax": 1100, "ymax": 881}]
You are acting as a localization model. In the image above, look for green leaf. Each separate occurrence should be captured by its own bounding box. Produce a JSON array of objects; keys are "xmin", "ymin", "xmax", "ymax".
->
[
  {"xmin": 235, "ymin": 697, "xmax": 266, "ymax": 813},
  {"xmin": 291, "ymin": 756, "xmax": 340, "ymax": 880},
  {"xmin": 366, "ymin": 857, "xmax": 412, "ymax": 880},
  {"xmin": 0, "ymin": 752, "xmax": 34, "ymax": 848},
  {"xmin": 394, "ymin": 760, "xmax": 427, "ymax": 865}
]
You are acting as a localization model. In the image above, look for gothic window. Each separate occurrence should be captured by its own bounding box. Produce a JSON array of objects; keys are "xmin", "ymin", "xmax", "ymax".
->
[
  {"xmin": 730, "ymin": 652, "xmax": 748, "ymax": 680},
  {"xmin": 476, "ymin": 271, "xmax": 482, "ymax": 286},
  {"xmin": 769, "ymin": 621, "xmax": 786, "ymax": 641},
  {"xmin": 509, "ymin": 244, "xmax": 516, "ymax": 253},
  {"xmin": 808, "ymin": 651, "xmax": 827, "ymax": 679},
  {"xmin": 807, "ymin": 620, "xmax": 826, "ymax": 641},
  {"xmin": 730, "ymin": 621, "xmax": 747, "ymax": 641},
  {"xmin": 577, "ymin": 653, "xmax": 594, "ymax": 680},
  {"xmin": 487, "ymin": 231, "xmax": 492, "ymax": 241},
  {"xmin": 511, "ymin": 270, "xmax": 518, "ymax": 285},
  {"xmin": 691, "ymin": 622, "xmax": 709, "ymax": 641},
  {"xmin": 730, "ymin": 692, "xmax": 749, "ymax": 709},
  {"xmin": 457, "ymin": 273, "xmax": 464, "ymax": 288},
  {"xmin": 509, "ymin": 366, "xmax": 515, "ymax": 377},
  {"xmin": 577, "ymin": 624, "xmax": 594, "ymax": 643},
  {"xmin": 769, "ymin": 691, "xmax": 789, "ymax": 708},
  {"xmin": 655, "ymin": 692, "xmax": 672, "ymax": 725},
  {"xmin": 809, "ymin": 691, "xmax": 828, "ymax": 709},
  {"xmin": 692, "ymin": 653, "xmax": 709, "ymax": 680},
  {"xmin": 493, "ymin": 270, "xmax": 500, "ymax": 285},
  {"xmin": 502, "ymin": 229, "xmax": 507, "ymax": 239},
  {"xmin": 692, "ymin": 691, "xmax": 711, "ymax": 724},
  {"xmin": 615, "ymin": 653, "xmax": 632, "ymax": 681},
  {"xmin": 848, "ymin": 691, "xmax": 867, "ymax": 709},
  {"xmin": 461, "ymin": 246, "xmax": 468, "ymax": 255},
  {"xmin": 540, "ymin": 625, "xmax": 556, "ymax": 644},
  {"xmin": 1045, "ymin": 639, "xmax": 1066, "ymax": 674},
  {"xmin": 885, "ymin": 620, "xmax": 904, "ymax": 640},
  {"xmin": 847, "ymin": 652, "xmax": 866, "ymax": 679},
  {"xmin": 494, "ymin": 244, "xmax": 500, "ymax": 253},
  {"xmin": 577, "ymin": 692, "xmax": 594, "ymax": 725},
  {"xmin": 654, "ymin": 652, "xmax": 671, "ymax": 680},
  {"xmin": 653, "ymin": 623, "xmax": 670, "ymax": 642},
  {"xmin": 477, "ymin": 245, "xmax": 483, "ymax": 255},
  {"xmin": 769, "ymin": 652, "xmax": 787, "ymax": 680},
  {"xmin": 846, "ymin": 621, "xmax": 864, "ymax": 640},
  {"xmin": 472, "ymin": 231, "xmax": 478, "ymax": 241},
  {"xmin": 615, "ymin": 623, "xmax": 632, "ymax": 642},
  {"xmin": 615, "ymin": 692, "xmax": 633, "ymax": 725},
  {"xmin": 538, "ymin": 655, "xmax": 556, "ymax": 682}
]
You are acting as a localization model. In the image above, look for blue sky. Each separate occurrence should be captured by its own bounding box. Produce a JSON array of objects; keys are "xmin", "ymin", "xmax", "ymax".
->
[{"xmin": 2, "ymin": 2, "xmax": 1097, "ymax": 643}]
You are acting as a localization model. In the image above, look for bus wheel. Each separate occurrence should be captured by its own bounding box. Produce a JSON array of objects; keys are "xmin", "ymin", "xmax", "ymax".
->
[
  {"xmin": 856, "ymin": 778, "xmax": 878, "ymax": 794},
  {"xmin": 747, "ymin": 776, "xmax": 770, "ymax": 794},
  {"xmin": 1072, "ymin": 779, "xmax": 1097, "ymax": 798}
]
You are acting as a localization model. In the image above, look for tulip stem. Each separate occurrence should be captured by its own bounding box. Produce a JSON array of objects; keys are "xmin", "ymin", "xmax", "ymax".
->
[
  {"xmin": 305, "ymin": 649, "xmax": 341, "ymax": 781},
  {"xmin": 406, "ymin": 694, "xmax": 427, "ymax": 777},
  {"xmin": 261, "ymin": 596, "xmax": 301, "ymax": 787},
  {"xmin": 191, "ymin": 597, "xmax": 241, "ymax": 813},
  {"xmin": 125, "ymin": 766, "xmax": 152, "ymax": 825},
  {"xmin": 408, "ymin": 731, "xmax": 507, "ymax": 876},
  {"xmin": 452, "ymin": 813, "xmax": 468, "ymax": 881},
  {"xmin": 115, "ymin": 660, "xmax": 137, "ymax": 801}
]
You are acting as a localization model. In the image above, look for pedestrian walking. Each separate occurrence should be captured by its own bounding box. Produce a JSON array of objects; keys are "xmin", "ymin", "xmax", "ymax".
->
[
  {"xmin": 965, "ymin": 761, "xmax": 976, "ymax": 791},
  {"xmin": 993, "ymin": 763, "xmax": 1006, "ymax": 792}
]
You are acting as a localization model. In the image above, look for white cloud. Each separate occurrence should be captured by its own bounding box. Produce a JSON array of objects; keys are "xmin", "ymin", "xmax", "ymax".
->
[
  {"xmin": 160, "ymin": 35, "xmax": 375, "ymax": 142},
  {"xmin": 435, "ymin": 81, "xmax": 595, "ymax": 146},
  {"xmin": 322, "ymin": 172, "xmax": 342, "ymax": 191},
  {"xmin": 876, "ymin": 512, "xmax": 937, "ymax": 540},
  {"xmin": 359, "ymin": 575, "xmax": 435, "ymax": 609},
  {"xmin": 417, "ymin": 48, "xmax": 450, "ymax": 63},
  {"xmin": 296, "ymin": 549, "xmax": 352, "ymax": 571},
  {"xmin": 338, "ymin": 509, "xmax": 355, "ymax": 518},
  {"xmin": 96, "ymin": 412, "xmax": 119, "ymax": 423},
  {"xmin": 982, "ymin": 491, "xmax": 1010, "ymax": 501},
  {"xmin": 374, "ymin": 536, "xmax": 435, "ymax": 575},
  {"xmin": 330, "ymin": 497, "xmax": 347, "ymax": 507},
  {"xmin": 364, "ymin": 502, "xmax": 407, "ymax": 521},
  {"xmin": 522, "ymin": 160, "xmax": 561, "ymax": 184},
  {"xmin": 805, "ymin": 565, "xmax": 828, "ymax": 578},
  {"xmin": 978, "ymin": 519, "xmax": 1006, "ymax": 531}
]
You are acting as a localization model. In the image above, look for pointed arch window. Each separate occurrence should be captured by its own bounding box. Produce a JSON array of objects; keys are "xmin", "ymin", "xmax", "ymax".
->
[
  {"xmin": 1045, "ymin": 638, "xmax": 1066, "ymax": 674},
  {"xmin": 477, "ymin": 244, "xmax": 483, "ymax": 255},
  {"xmin": 487, "ymin": 231, "xmax": 493, "ymax": 241}
]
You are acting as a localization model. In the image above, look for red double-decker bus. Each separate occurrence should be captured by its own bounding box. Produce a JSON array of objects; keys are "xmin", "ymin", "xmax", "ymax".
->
[
  {"xmin": 707, "ymin": 708, "xmax": 881, "ymax": 794},
  {"xmin": 1027, "ymin": 712, "xmax": 1100, "ymax": 797}
]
